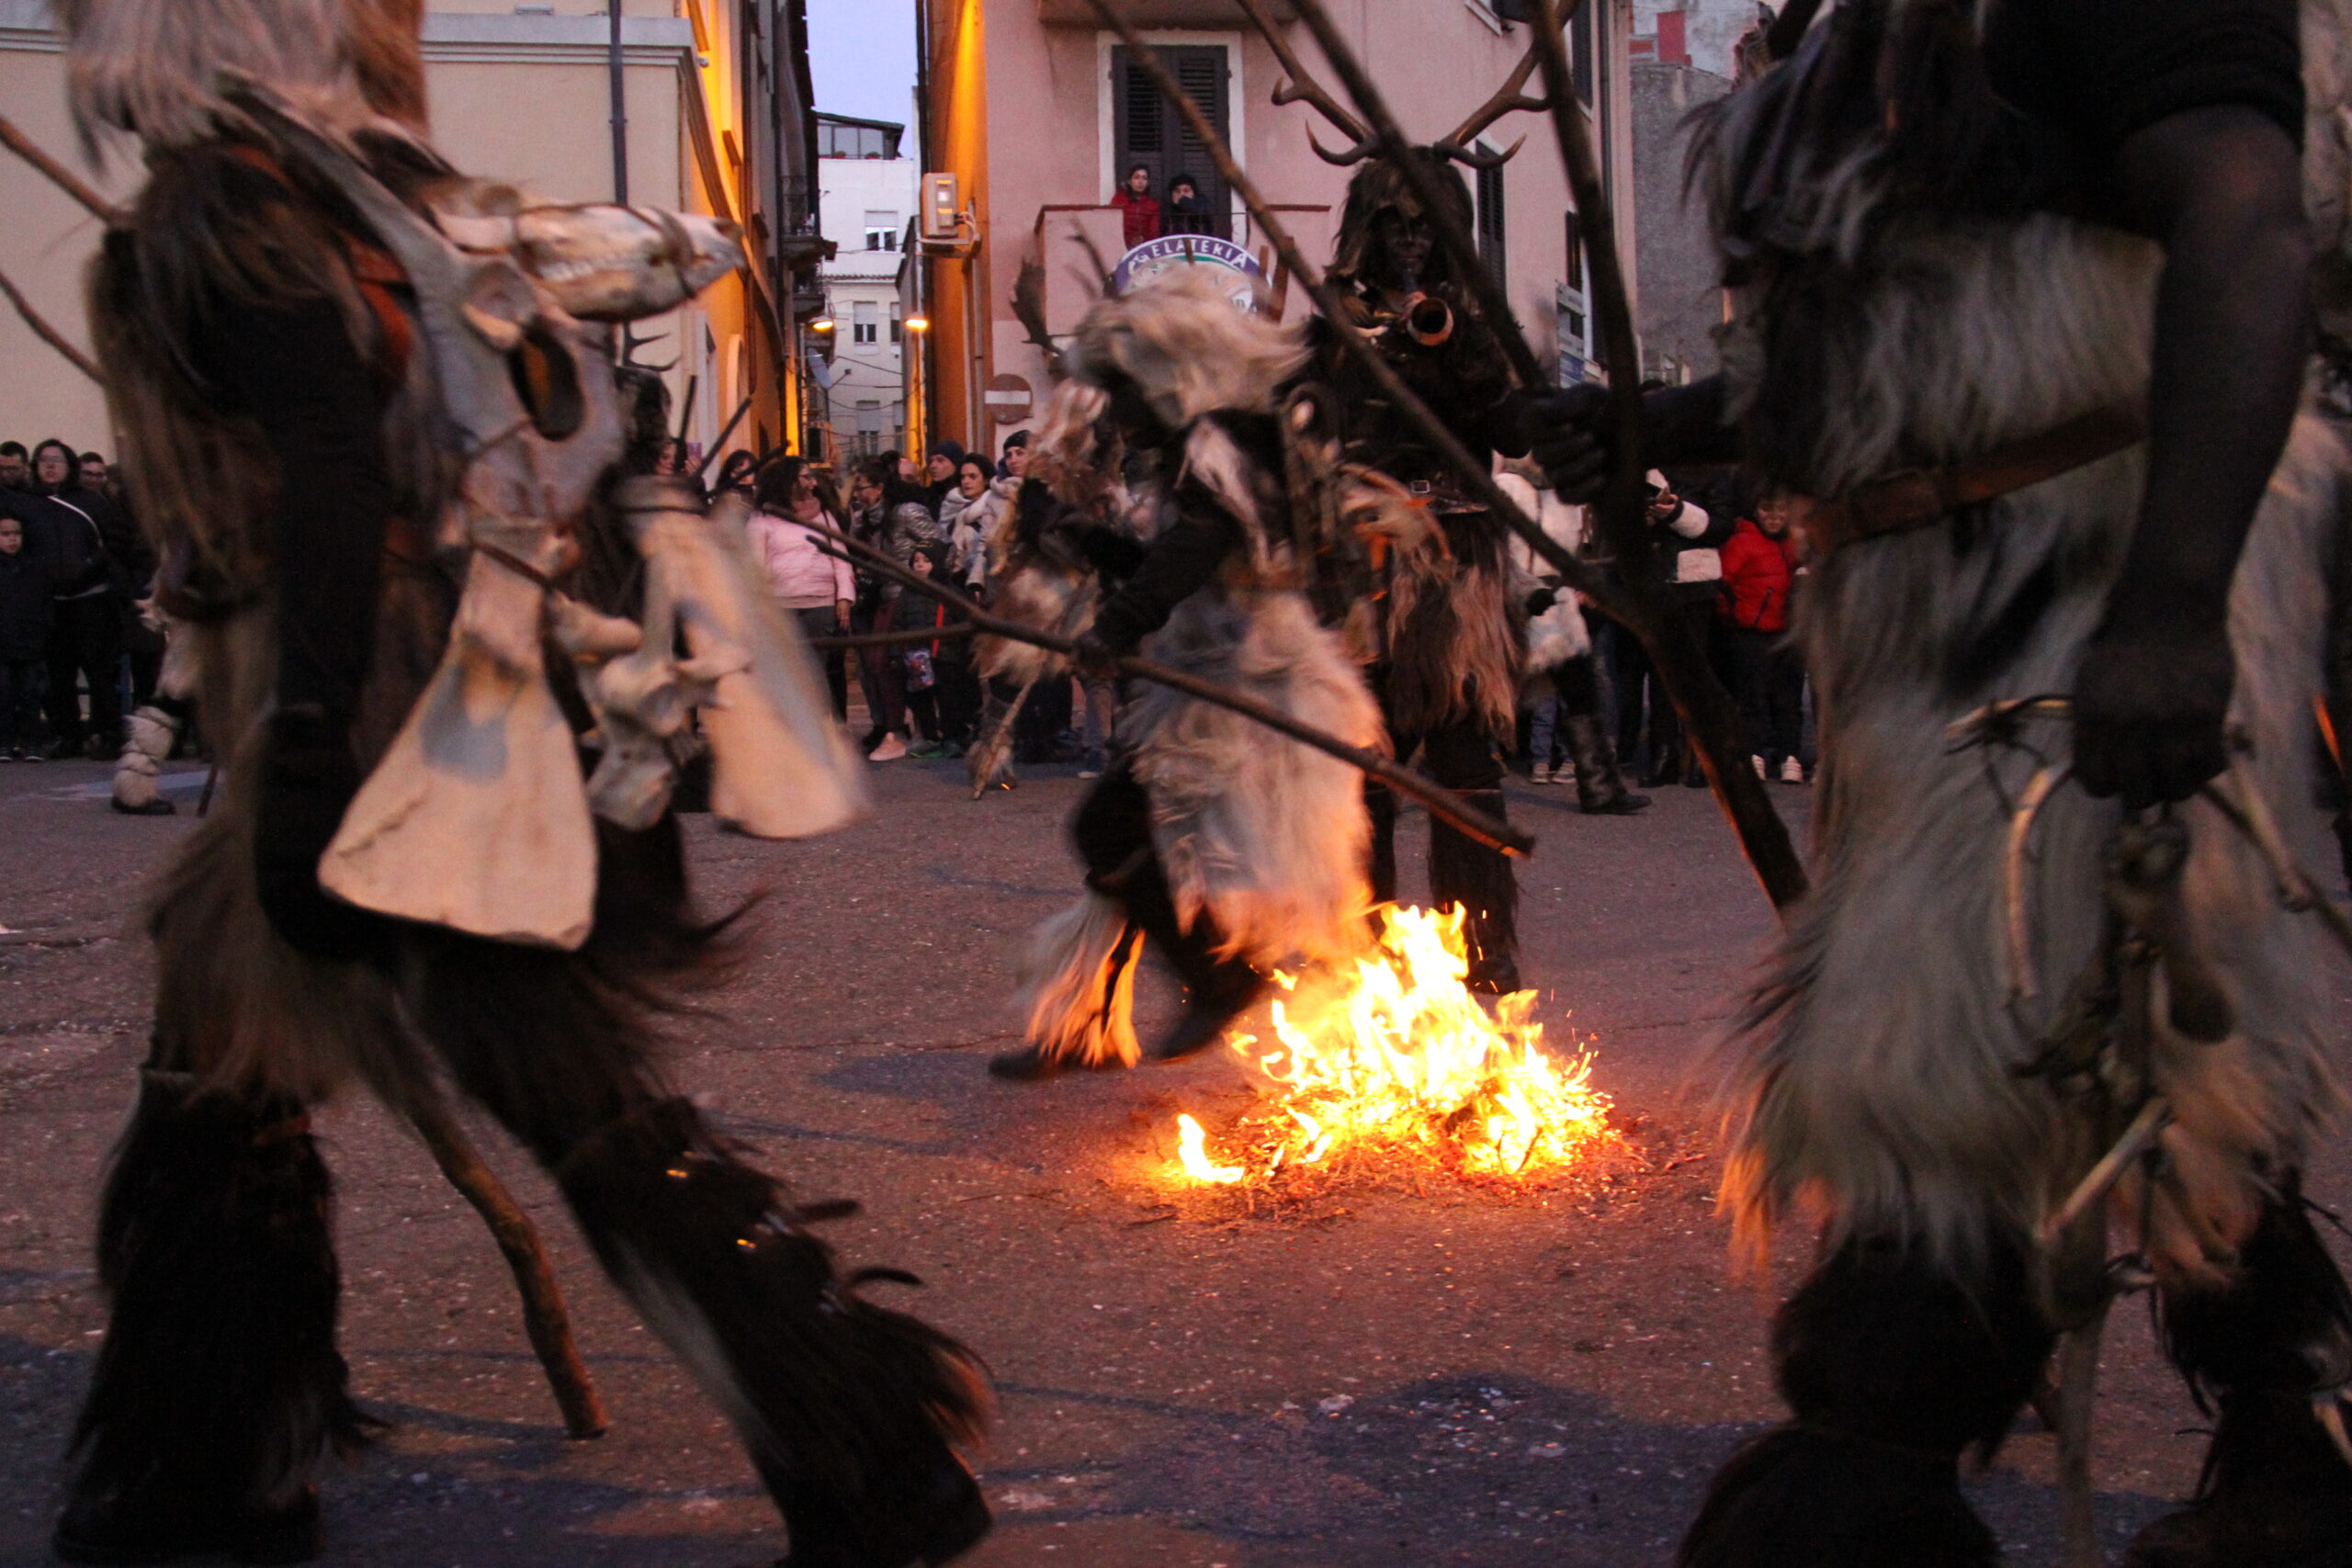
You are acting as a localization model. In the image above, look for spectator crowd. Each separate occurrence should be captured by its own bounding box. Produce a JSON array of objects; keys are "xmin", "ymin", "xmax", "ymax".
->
[
  {"xmin": 734, "ymin": 426, "xmax": 1815, "ymax": 800},
  {"xmin": 0, "ymin": 411, "xmax": 1815, "ymax": 815}
]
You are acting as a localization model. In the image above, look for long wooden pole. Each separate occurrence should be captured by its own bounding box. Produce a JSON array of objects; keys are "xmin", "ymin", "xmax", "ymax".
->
[
  {"xmin": 1526, "ymin": 0, "xmax": 1806, "ymax": 908},
  {"xmin": 404, "ymin": 1094, "xmax": 608, "ymax": 1439},
  {"xmin": 1099, "ymin": 0, "xmax": 1807, "ymax": 908},
  {"xmin": 0, "ymin": 113, "xmax": 119, "ymax": 222},
  {"xmin": 1088, "ymin": 0, "xmax": 1608, "ymax": 609},
  {"xmin": 814, "ymin": 525, "xmax": 1536, "ymax": 857},
  {"xmin": 0, "ymin": 269, "xmax": 101, "ymax": 384}
]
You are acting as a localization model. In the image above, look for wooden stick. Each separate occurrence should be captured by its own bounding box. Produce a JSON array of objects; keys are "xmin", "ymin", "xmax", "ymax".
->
[
  {"xmin": 2054, "ymin": 1311, "xmax": 2109, "ymax": 1568},
  {"xmin": 806, "ymin": 623, "xmax": 978, "ymax": 649},
  {"xmin": 2041, "ymin": 1097, "xmax": 2171, "ymax": 1247},
  {"xmin": 1099, "ymin": 0, "xmax": 1804, "ymax": 908},
  {"xmin": 0, "ymin": 268, "xmax": 102, "ymax": 385},
  {"xmin": 404, "ymin": 1093, "xmax": 608, "ymax": 1439},
  {"xmin": 1522, "ymin": 0, "xmax": 1809, "ymax": 909},
  {"xmin": 1087, "ymin": 0, "xmax": 1605, "ymax": 616},
  {"xmin": 0, "ymin": 113, "xmax": 119, "ymax": 223},
  {"xmin": 816, "ymin": 525, "xmax": 1536, "ymax": 856}
]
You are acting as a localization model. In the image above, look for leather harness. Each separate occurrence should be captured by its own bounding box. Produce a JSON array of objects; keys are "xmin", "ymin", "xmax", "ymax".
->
[{"xmin": 1801, "ymin": 400, "xmax": 2147, "ymax": 554}]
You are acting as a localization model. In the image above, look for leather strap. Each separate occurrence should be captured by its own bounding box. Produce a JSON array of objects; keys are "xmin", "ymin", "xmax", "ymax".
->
[{"xmin": 1804, "ymin": 400, "xmax": 2146, "ymax": 553}]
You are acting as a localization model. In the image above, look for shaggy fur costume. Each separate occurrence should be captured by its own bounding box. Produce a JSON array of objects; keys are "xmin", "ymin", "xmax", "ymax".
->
[
  {"xmin": 59, "ymin": 10, "xmax": 989, "ymax": 1560},
  {"xmin": 1712, "ymin": 214, "xmax": 2347, "ymax": 1283},
  {"xmin": 1679, "ymin": 1, "xmax": 2352, "ymax": 1561},
  {"xmin": 1012, "ymin": 276, "xmax": 1382, "ymax": 1067}
]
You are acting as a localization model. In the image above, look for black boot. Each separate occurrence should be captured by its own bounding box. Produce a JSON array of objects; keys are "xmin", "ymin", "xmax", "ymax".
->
[
  {"xmin": 1564, "ymin": 714, "xmax": 1650, "ymax": 816},
  {"xmin": 1110, "ymin": 860, "xmax": 1265, "ymax": 1063},
  {"xmin": 2126, "ymin": 1182, "xmax": 2352, "ymax": 1567},
  {"xmin": 1680, "ymin": 1229, "xmax": 2053, "ymax": 1568},
  {"xmin": 1428, "ymin": 789, "xmax": 1521, "ymax": 995},
  {"xmin": 554, "ymin": 1100, "xmax": 990, "ymax": 1568},
  {"xmin": 55, "ymin": 1068, "xmax": 369, "ymax": 1566},
  {"xmin": 1365, "ymin": 782, "xmax": 1399, "ymax": 907}
]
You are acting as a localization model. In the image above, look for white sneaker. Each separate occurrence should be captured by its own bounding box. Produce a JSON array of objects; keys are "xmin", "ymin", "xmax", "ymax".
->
[
  {"xmin": 1750, "ymin": 754, "xmax": 1767, "ymax": 780},
  {"xmin": 868, "ymin": 734, "xmax": 908, "ymax": 761},
  {"xmin": 1530, "ymin": 761, "xmax": 1555, "ymax": 785},
  {"xmin": 1780, "ymin": 755, "xmax": 1806, "ymax": 784}
]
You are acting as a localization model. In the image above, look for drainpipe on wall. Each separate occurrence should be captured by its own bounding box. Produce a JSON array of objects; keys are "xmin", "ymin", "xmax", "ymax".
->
[
  {"xmin": 608, "ymin": 2, "xmax": 629, "ymax": 204},
  {"xmin": 912, "ymin": 0, "xmax": 936, "ymax": 454}
]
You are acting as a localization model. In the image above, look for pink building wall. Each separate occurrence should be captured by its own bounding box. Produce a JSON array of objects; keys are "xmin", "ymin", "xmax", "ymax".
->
[{"xmin": 922, "ymin": 0, "xmax": 1637, "ymax": 454}]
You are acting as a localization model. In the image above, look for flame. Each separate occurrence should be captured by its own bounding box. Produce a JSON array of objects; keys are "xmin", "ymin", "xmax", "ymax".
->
[
  {"xmin": 1167, "ymin": 905, "xmax": 1619, "ymax": 1188},
  {"xmin": 1175, "ymin": 1112, "xmax": 1245, "ymax": 1184}
]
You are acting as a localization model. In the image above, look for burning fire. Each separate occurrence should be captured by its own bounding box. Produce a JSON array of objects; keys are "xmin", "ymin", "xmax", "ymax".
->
[{"xmin": 1168, "ymin": 905, "xmax": 1619, "ymax": 1188}]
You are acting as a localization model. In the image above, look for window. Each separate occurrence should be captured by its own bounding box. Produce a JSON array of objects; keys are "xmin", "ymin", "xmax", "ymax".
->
[
  {"xmin": 854, "ymin": 301, "xmax": 878, "ymax": 344},
  {"xmin": 1563, "ymin": 209, "xmax": 1585, "ymax": 290},
  {"xmin": 1109, "ymin": 44, "xmax": 1230, "ymax": 242},
  {"xmin": 888, "ymin": 304, "xmax": 902, "ymax": 344},
  {"xmin": 1475, "ymin": 154, "xmax": 1506, "ymax": 296},
  {"xmin": 864, "ymin": 209, "xmax": 899, "ymax": 251},
  {"xmin": 854, "ymin": 400, "xmax": 885, "ymax": 457},
  {"xmin": 817, "ymin": 120, "xmax": 902, "ymax": 160}
]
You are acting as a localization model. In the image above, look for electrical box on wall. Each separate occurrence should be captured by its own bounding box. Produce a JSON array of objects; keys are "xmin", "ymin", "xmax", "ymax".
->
[{"xmin": 922, "ymin": 173, "xmax": 962, "ymax": 242}]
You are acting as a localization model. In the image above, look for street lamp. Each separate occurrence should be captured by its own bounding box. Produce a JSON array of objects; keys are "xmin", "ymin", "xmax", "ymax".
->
[
  {"xmin": 904, "ymin": 314, "xmax": 929, "ymax": 333},
  {"xmin": 809, "ymin": 315, "xmax": 835, "ymax": 333}
]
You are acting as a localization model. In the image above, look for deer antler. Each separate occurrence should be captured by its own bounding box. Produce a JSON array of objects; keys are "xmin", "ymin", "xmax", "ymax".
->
[
  {"xmin": 1430, "ymin": 44, "xmax": 1548, "ymax": 169},
  {"xmin": 1232, "ymin": 0, "xmax": 1378, "ymax": 166}
]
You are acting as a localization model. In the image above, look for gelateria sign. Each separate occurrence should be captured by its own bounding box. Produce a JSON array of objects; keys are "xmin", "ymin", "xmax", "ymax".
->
[{"xmin": 1110, "ymin": 234, "xmax": 1266, "ymax": 311}]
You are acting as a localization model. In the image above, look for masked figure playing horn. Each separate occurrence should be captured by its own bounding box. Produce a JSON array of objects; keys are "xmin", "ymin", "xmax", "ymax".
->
[{"xmin": 987, "ymin": 269, "xmax": 1389, "ymax": 1081}]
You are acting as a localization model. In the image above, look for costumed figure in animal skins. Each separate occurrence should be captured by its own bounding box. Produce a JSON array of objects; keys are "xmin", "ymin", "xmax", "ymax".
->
[
  {"xmin": 986, "ymin": 269, "xmax": 1386, "ymax": 1080},
  {"xmin": 1304, "ymin": 152, "xmax": 1537, "ymax": 994},
  {"xmin": 52, "ymin": 4, "xmax": 988, "ymax": 1563},
  {"xmin": 1536, "ymin": 2, "xmax": 2352, "ymax": 1563}
]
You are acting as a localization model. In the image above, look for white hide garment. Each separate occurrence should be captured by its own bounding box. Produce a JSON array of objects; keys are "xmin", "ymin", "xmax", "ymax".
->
[{"xmin": 1716, "ymin": 212, "xmax": 2352, "ymax": 1281}]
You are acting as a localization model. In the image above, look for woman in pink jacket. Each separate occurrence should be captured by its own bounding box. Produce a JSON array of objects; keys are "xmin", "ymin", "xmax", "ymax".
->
[{"xmin": 745, "ymin": 456, "xmax": 856, "ymax": 724}]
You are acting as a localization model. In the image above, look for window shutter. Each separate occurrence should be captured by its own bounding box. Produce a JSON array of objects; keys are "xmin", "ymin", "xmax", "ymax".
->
[{"xmin": 1108, "ymin": 45, "xmax": 1232, "ymax": 241}]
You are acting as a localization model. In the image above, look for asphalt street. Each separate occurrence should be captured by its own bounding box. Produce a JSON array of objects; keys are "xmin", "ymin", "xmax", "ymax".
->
[{"xmin": 2, "ymin": 749, "xmax": 2342, "ymax": 1567}]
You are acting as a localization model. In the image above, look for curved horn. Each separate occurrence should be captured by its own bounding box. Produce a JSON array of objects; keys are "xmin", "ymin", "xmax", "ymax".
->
[
  {"xmin": 1235, "ymin": 0, "xmax": 1371, "ymax": 145},
  {"xmin": 1766, "ymin": 0, "xmax": 1826, "ymax": 60},
  {"xmin": 1432, "ymin": 133, "xmax": 1527, "ymax": 170},
  {"xmin": 1442, "ymin": 45, "xmax": 1548, "ymax": 153},
  {"xmin": 1306, "ymin": 127, "xmax": 1381, "ymax": 166}
]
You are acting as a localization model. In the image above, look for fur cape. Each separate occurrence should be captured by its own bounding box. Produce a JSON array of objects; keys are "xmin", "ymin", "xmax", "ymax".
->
[
  {"xmin": 1703, "ymin": 5, "xmax": 2352, "ymax": 1281},
  {"xmin": 1122, "ymin": 417, "xmax": 1384, "ymax": 966}
]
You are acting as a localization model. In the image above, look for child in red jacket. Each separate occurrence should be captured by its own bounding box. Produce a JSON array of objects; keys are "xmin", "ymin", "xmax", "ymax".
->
[{"xmin": 1717, "ymin": 499, "xmax": 1807, "ymax": 783}]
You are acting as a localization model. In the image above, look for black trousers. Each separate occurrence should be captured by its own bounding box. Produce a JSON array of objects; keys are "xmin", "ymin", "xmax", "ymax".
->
[
  {"xmin": 0, "ymin": 657, "xmax": 42, "ymax": 748},
  {"xmin": 1727, "ymin": 626, "xmax": 1804, "ymax": 763},
  {"xmin": 44, "ymin": 592, "xmax": 123, "ymax": 749}
]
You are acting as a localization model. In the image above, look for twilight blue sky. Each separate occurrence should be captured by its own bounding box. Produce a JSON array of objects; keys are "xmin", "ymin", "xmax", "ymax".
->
[{"xmin": 808, "ymin": 0, "xmax": 919, "ymax": 130}]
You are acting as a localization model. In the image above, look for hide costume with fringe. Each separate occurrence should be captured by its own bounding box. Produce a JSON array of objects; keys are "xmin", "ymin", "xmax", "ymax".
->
[
  {"xmin": 1304, "ymin": 153, "xmax": 1533, "ymax": 992},
  {"xmin": 1658, "ymin": 3, "xmax": 2352, "ymax": 1565},
  {"xmin": 994, "ymin": 272, "xmax": 1384, "ymax": 1080},
  {"xmin": 54, "ymin": 6, "xmax": 986, "ymax": 1565}
]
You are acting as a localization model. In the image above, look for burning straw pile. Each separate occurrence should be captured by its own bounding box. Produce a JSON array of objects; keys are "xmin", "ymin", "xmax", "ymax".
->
[{"xmin": 1166, "ymin": 905, "xmax": 1625, "ymax": 1196}]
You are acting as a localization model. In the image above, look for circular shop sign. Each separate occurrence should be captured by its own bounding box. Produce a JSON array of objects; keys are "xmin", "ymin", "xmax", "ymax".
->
[{"xmin": 1109, "ymin": 233, "xmax": 1266, "ymax": 313}]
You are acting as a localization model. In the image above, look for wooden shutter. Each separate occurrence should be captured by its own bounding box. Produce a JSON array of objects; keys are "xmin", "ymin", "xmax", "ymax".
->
[{"xmin": 1109, "ymin": 44, "xmax": 1232, "ymax": 242}]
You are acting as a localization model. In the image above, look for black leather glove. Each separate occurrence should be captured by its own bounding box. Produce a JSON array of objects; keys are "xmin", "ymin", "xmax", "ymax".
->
[
  {"xmin": 2073, "ymin": 618, "xmax": 2235, "ymax": 809},
  {"xmin": 1526, "ymin": 383, "xmax": 1614, "ymax": 503},
  {"xmin": 1070, "ymin": 630, "xmax": 1122, "ymax": 682},
  {"xmin": 254, "ymin": 706, "xmax": 387, "ymax": 960}
]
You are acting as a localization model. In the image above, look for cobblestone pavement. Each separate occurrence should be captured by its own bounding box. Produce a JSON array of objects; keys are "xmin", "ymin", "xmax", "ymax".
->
[{"xmin": 0, "ymin": 751, "xmax": 2336, "ymax": 1566}]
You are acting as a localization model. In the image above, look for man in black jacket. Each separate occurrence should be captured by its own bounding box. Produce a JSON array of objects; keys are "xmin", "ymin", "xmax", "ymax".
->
[{"xmin": 2, "ymin": 437, "xmax": 146, "ymax": 758}]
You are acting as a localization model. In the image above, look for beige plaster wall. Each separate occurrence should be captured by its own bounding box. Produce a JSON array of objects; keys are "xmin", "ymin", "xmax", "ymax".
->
[{"xmin": 0, "ymin": 23, "xmax": 721, "ymax": 460}]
